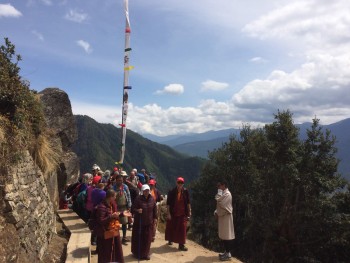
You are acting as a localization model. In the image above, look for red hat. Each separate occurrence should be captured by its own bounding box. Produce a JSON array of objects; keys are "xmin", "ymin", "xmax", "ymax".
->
[
  {"xmin": 149, "ymin": 179, "xmax": 156, "ymax": 185},
  {"xmin": 177, "ymin": 177, "xmax": 184, "ymax": 183},
  {"xmin": 92, "ymin": 175, "xmax": 101, "ymax": 185}
]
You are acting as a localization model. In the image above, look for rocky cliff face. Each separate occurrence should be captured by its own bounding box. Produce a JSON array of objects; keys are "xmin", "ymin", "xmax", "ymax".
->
[
  {"xmin": 39, "ymin": 88, "xmax": 80, "ymax": 205},
  {"xmin": 0, "ymin": 88, "xmax": 79, "ymax": 262}
]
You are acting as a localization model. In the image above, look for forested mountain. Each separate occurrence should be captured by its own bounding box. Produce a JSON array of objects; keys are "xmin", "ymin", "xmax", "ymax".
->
[
  {"xmin": 72, "ymin": 115, "xmax": 205, "ymax": 192},
  {"xmin": 191, "ymin": 111, "xmax": 350, "ymax": 262}
]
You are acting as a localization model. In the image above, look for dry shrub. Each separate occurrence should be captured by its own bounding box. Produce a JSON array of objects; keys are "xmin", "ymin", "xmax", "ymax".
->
[
  {"xmin": 0, "ymin": 119, "xmax": 5, "ymax": 143},
  {"xmin": 30, "ymin": 133, "xmax": 60, "ymax": 174}
]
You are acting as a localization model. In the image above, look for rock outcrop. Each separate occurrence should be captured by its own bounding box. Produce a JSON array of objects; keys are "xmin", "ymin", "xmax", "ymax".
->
[
  {"xmin": 39, "ymin": 88, "xmax": 80, "ymax": 205},
  {"xmin": 0, "ymin": 88, "xmax": 79, "ymax": 262}
]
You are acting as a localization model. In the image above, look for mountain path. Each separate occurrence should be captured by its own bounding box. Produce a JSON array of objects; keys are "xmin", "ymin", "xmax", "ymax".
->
[{"xmin": 91, "ymin": 230, "xmax": 242, "ymax": 263}]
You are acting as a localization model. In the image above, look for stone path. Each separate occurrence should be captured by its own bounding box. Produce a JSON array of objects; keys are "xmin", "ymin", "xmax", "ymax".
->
[
  {"xmin": 91, "ymin": 230, "xmax": 242, "ymax": 263},
  {"xmin": 57, "ymin": 209, "xmax": 91, "ymax": 263}
]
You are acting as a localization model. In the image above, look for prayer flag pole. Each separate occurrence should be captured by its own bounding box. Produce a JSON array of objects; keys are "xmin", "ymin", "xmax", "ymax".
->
[{"xmin": 118, "ymin": 0, "xmax": 133, "ymax": 165}]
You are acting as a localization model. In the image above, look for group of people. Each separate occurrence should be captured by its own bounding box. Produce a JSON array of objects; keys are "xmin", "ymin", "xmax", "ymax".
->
[{"xmin": 59, "ymin": 164, "xmax": 236, "ymax": 262}]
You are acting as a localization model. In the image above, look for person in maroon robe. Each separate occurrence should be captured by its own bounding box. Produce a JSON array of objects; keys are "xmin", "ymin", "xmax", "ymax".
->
[
  {"xmin": 131, "ymin": 184, "xmax": 157, "ymax": 260},
  {"xmin": 94, "ymin": 189, "xmax": 124, "ymax": 263},
  {"xmin": 165, "ymin": 176, "xmax": 191, "ymax": 251}
]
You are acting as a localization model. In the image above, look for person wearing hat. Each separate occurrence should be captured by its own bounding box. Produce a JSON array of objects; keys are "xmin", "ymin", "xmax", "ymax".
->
[
  {"xmin": 149, "ymin": 179, "xmax": 163, "ymax": 241},
  {"xmin": 101, "ymin": 170, "xmax": 111, "ymax": 183},
  {"xmin": 113, "ymin": 173, "xmax": 132, "ymax": 245},
  {"xmin": 149, "ymin": 180, "xmax": 162, "ymax": 203},
  {"xmin": 95, "ymin": 189, "xmax": 124, "ymax": 263},
  {"xmin": 165, "ymin": 176, "xmax": 191, "ymax": 251},
  {"xmin": 131, "ymin": 184, "xmax": 157, "ymax": 260},
  {"xmin": 91, "ymin": 164, "xmax": 100, "ymax": 176}
]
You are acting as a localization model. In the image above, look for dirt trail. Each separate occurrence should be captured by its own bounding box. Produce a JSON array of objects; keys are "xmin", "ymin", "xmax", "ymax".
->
[{"xmin": 91, "ymin": 230, "xmax": 242, "ymax": 263}]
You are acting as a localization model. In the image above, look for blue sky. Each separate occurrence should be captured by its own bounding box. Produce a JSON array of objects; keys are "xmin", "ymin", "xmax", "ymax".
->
[{"xmin": 1, "ymin": 0, "xmax": 350, "ymax": 136}]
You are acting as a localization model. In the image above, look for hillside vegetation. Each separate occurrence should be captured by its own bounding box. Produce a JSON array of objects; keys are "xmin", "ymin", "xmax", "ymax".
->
[
  {"xmin": 0, "ymin": 38, "xmax": 59, "ymax": 175},
  {"xmin": 191, "ymin": 111, "xmax": 350, "ymax": 262},
  {"xmin": 72, "ymin": 115, "xmax": 205, "ymax": 192}
]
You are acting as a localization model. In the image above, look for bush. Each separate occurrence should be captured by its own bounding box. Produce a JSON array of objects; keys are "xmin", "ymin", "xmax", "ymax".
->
[{"xmin": 0, "ymin": 38, "xmax": 59, "ymax": 174}]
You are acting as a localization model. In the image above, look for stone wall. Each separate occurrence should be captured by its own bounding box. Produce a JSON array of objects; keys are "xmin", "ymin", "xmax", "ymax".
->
[
  {"xmin": 0, "ymin": 88, "xmax": 80, "ymax": 262},
  {"xmin": 1, "ymin": 151, "xmax": 55, "ymax": 262}
]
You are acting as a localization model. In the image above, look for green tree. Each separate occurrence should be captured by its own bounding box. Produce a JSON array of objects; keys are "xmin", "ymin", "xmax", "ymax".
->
[{"xmin": 191, "ymin": 110, "xmax": 350, "ymax": 262}]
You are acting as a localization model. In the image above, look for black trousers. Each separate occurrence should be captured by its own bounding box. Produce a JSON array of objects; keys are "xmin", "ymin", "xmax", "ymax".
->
[{"xmin": 223, "ymin": 239, "xmax": 232, "ymax": 253}]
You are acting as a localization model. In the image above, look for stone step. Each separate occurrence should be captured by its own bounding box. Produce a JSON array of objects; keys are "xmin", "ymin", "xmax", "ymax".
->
[{"xmin": 58, "ymin": 209, "xmax": 91, "ymax": 263}]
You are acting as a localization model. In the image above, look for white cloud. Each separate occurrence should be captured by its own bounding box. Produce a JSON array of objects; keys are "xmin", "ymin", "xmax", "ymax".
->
[
  {"xmin": 76, "ymin": 40, "xmax": 93, "ymax": 54},
  {"xmin": 155, "ymin": 84, "xmax": 184, "ymax": 95},
  {"xmin": 72, "ymin": 82, "xmax": 350, "ymax": 136},
  {"xmin": 32, "ymin": 30, "xmax": 44, "ymax": 41},
  {"xmin": 233, "ymin": 52, "xmax": 350, "ymax": 117},
  {"xmin": 226, "ymin": 0, "xmax": 350, "ymax": 129},
  {"xmin": 242, "ymin": 0, "xmax": 350, "ymax": 48},
  {"xmin": 72, "ymin": 100, "xmax": 119, "ymax": 124},
  {"xmin": 250, "ymin": 57, "xmax": 268, "ymax": 63},
  {"xmin": 0, "ymin": 4, "xmax": 22, "ymax": 18},
  {"xmin": 65, "ymin": 9, "xmax": 88, "ymax": 23},
  {"xmin": 201, "ymin": 80, "xmax": 229, "ymax": 91}
]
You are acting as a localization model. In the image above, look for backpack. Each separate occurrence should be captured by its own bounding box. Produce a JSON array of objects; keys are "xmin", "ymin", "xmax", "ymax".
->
[
  {"xmin": 72, "ymin": 189, "xmax": 87, "ymax": 215},
  {"xmin": 76, "ymin": 189, "xmax": 87, "ymax": 210},
  {"xmin": 137, "ymin": 173, "xmax": 146, "ymax": 184}
]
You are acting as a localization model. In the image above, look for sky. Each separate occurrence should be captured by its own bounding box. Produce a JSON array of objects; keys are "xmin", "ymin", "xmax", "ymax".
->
[{"xmin": 1, "ymin": 0, "xmax": 350, "ymax": 136}]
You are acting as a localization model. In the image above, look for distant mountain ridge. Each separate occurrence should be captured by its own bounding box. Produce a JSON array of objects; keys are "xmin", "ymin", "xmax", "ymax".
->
[
  {"xmin": 72, "ymin": 115, "xmax": 206, "ymax": 192},
  {"xmin": 143, "ymin": 128, "xmax": 240, "ymax": 147},
  {"xmin": 144, "ymin": 118, "xmax": 350, "ymax": 180}
]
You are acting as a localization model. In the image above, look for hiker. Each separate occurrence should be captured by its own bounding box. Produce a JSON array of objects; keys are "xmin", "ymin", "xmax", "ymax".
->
[
  {"xmin": 92, "ymin": 183, "xmax": 107, "ymax": 207},
  {"xmin": 131, "ymin": 184, "xmax": 157, "ymax": 260},
  {"xmin": 149, "ymin": 179, "xmax": 163, "ymax": 241},
  {"xmin": 79, "ymin": 173, "xmax": 92, "ymax": 193},
  {"xmin": 149, "ymin": 179, "xmax": 162, "ymax": 203},
  {"xmin": 90, "ymin": 183, "xmax": 107, "ymax": 249},
  {"xmin": 94, "ymin": 189, "xmax": 124, "ymax": 263},
  {"xmin": 113, "ymin": 173, "xmax": 132, "ymax": 245},
  {"xmin": 72, "ymin": 173, "xmax": 92, "ymax": 221},
  {"xmin": 93, "ymin": 171, "xmax": 103, "ymax": 186},
  {"xmin": 125, "ymin": 169, "xmax": 140, "ymax": 230},
  {"xmin": 141, "ymin": 168, "xmax": 150, "ymax": 184},
  {"xmin": 165, "ymin": 177, "xmax": 191, "ymax": 251},
  {"xmin": 125, "ymin": 169, "xmax": 140, "ymax": 202},
  {"xmin": 86, "ymin": 180, "xmax": 96, "ymax": 219},
  {"xmin": 105, "ymin": 170, "xmax": 118, "ymax": 191},
  {"xmin": 101, "ymin": 170, "xmax": 111, "ymax": 183},
  {"xmin": 59, "ymin": 184, "xmax": 71, "ymax": 209},
  {"xmin": 214, "ymin": 180, "xmax": 235, "ymax": 261},
  {"xmin": 92, "ymin": 164, "xmax": 101, "ymax": 177}
]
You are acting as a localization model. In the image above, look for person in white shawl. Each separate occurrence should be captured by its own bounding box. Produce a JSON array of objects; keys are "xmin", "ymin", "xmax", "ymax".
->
[{"xmin": 214, "ymin": 180, "xmax": 235, "ymax": 261}]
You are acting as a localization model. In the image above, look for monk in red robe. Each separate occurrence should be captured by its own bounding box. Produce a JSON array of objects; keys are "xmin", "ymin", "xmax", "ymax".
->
[{"xmin": 165, "ymin": 177, "xmax": 191, "ymax": 251}]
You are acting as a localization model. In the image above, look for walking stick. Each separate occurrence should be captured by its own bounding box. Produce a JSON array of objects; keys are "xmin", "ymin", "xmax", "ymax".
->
[{"xmin": 138, "ymin": 215, "xmax": 142, "ymax": 263}]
